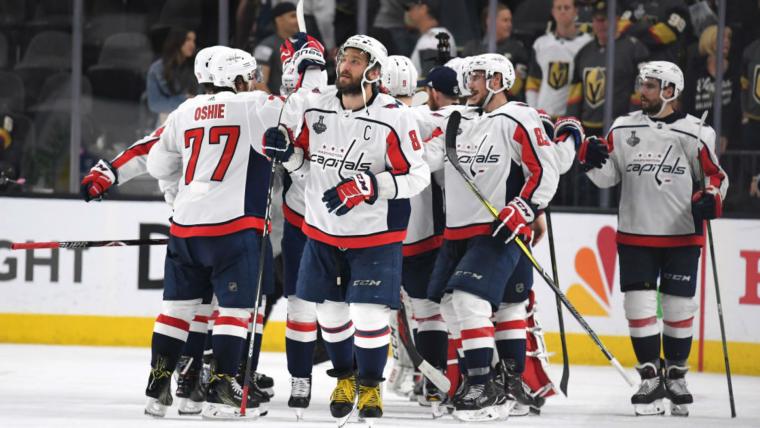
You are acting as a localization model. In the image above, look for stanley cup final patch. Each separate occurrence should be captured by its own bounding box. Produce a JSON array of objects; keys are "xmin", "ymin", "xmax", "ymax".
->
[
  {"xmin": 312, "ymin": 115, "xmax": 327, "ymax": 134},
  {"xmin": 626, "ymin": 131, "xmax": 640, "ymax": 147}
]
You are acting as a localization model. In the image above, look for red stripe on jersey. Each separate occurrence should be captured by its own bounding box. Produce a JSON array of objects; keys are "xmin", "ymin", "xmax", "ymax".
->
[
  {"xmin": 605, "ymin": 130, "xmax": 615, "ymax": 154},
  {"xmin": 215, "ymin": 316, "xmax": 248, "ymax": 328},
  {"xmin": 461, "ymin": 326, "xmax": 495, "ymax": 340},
  {"xmin": 664, "ymin": 317, "xmax": 694, "ymax": 328},
  {"xmin": 170, "ymin": 215, "xmax": 266, "ymax": 238},
  {"xmin": 495, "ymin": 320, "xmax": 527, "ymax": 331},
  {"xmin": 424, "ymin": 127, "xmax": 443, "ymax": 143},
  {"xmin": 156, "ymin": 314, "xmax": 190, "ymax": 331},
  {"xmin": 111, "ymin": 138, "xmax": 159, "ymax": 168},
  {"xmin": 283, "ymin": 203, "xmax": 305, "ymax": 228},
  {"xmin": 151, "ymin": 126, "xmax": 165, "ymax": 138},
  {"xmin": 193, "ymin": 315, "xmax": 209, "ymax": 323},
  {"xmin": 616, "ymin": 231, "xmax": 704, "ymax": 248},
  {"xmin": 295, "ymin": 118, "xmax": 310, "ymax": 153},
  {"xmin": 301, "ymin": 222, "xmax": 406, "ymax": 249},
  {"xmin": 443, "ymin": 223, "xmax": 492, "ymax": 240},
  {"xmin": 287, "ymin": 320, "xmax": 318, "ymax": 332},
  {"xmin": 402, "ymin": 235, "xmax": 443, "ymax": 257},
  {"xmin": 386, "ymin": 130, "xmax": 410, "ymax": 174},
  {"xmin": 698, "ymin": 146, "xmax": 725, "ymax": 189},
  {"xmin": 513, "ymin": 125, "xmax": 543, "ymax": 202},
  {"xmin": 628, "ymin": 316, "xmax": 657, "ymax": 328}
]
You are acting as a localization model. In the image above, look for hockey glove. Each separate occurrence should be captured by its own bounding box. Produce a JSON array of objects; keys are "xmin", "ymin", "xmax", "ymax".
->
[
  {"xmin": 578, "ymin": 136, "xmax": 609, "ymax": 171},
  {"xmin": 280, "ymin": 33, "xmax": 325, "ymax": 67},
  {"xmin": 491, "ymin": 197, "xmax": 536, "ymax": 245},
  {"xmin": 692, "ymin": 186, "xmax": 722, "ymax": 221},
  {"xmin": 80, "ymin": 159, "xmax": 117, "ymax": 202},
  {"xmin": 554, "ymin": 116, "xmax": 585, "ymax": 146},
  {"xmin": 322, "ymin": 172, "xmax": 378, "ymax": 216},
  {"xmin": 263, "ymin": 125, "xmax": 294, "ymax": 163},
  {"xmin": 537, "ymin": 109, "xmax": 554, "ymax": 140}
]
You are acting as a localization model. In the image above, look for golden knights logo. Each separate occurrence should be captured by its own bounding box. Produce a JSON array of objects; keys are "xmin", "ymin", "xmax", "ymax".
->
[
  {"xmin": 312, "ymin": 115, "xmax": 327, "ymax": 134},
  {"xmin": 753, "ymin": 65, "xmax": 760, "ymax": 105},
  {"xmin": 583, "ymin": 67, "xmax": 606, "ymax": 108},
  {"xmin": 548, "ymin": 61, "xmax": 570, "ymax": 89}
]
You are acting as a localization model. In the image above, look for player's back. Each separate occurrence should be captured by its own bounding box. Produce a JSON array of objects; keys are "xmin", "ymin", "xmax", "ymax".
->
[{"xmin": 152, "ymin": 91, "xmax": 283, "ymax": 237}]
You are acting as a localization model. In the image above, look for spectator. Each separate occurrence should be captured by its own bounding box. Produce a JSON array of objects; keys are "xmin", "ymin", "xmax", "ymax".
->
[
  {"xmin": 740, "ymin": 37, "xmax": 760, "ymax": 150},
  {"xmin": 526, "ymin": 0, "xmax": 592, "ymax": 117},
  {"xmin": 405, "ymin": 0, "xmax": 457, "ymax": 75},
  {"xmin": 751, "ymin": 173, "xmax": 760, "ymax": 197},
  {"xmin": 566, "ymin": 1, "xmax": 649, "ymax": 136},
  {"xmin": 373, "ymin": 0, "xmax": 418, "ymax": 56},
  {"xmin": 146, "ymin": 28, "xmax": 197, "ymax": 125},
  {"xmin": 254, "ymin": 1, "xmax": 299, "ymax": 94},
  {"xmin": 463, "ymin": 3, "xmax": 529, "ymax": 101},
  {"xmin": 682, "ymin": 25, "xmax": 741, "ymax": 154},
  {"xmin": 617, "ymin": 0, "xmax": 690, "ymax": 64}
]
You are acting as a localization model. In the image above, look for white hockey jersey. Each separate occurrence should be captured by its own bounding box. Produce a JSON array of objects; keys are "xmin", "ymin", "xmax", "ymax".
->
[
  {"xmin": 587, "ymin": 111, "xmax": 728, "ymax": 247},
  {"xmin": 111, "ymin": 126, "xmax": 164, "ymax": 183},
  {"xmin": 526, "ymin": 32, "xmax": 592, "ymax": 117},
  {"xmin": 426, "ymin": 102, "xmax": 561, "ymax": 240},
  {"xmin": 147, "ymin": 91, "xmax": 284, "ymax": 237},
  {"xmin": 279, "ymin": 87, "xmax": 430, "ymax": 248}
]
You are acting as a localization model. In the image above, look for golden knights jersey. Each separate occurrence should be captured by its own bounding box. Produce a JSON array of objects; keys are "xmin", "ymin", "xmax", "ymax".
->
[
  {"xmin": 147, "ymin": 91, "xmax": 283, "ymax": 237},
  {"xmin": 426, "ymin": 102, "xmax": 560, "ymax": 240},
  {"xmin": 280, "ymin": 87, "xmax": 430, "ymax": 249},
  {"xmin": 526, "ymin": 32, "xmax": 592, "ymax": 117},
  {"xmin": 587, "ymin": 111, "xmax": 728, "ymax": 247}
]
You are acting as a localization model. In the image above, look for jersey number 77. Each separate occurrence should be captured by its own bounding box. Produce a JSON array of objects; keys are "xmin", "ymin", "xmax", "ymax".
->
[{"xmin": 183, "ymin": 126, "xmax": 241, "ymax": 185}]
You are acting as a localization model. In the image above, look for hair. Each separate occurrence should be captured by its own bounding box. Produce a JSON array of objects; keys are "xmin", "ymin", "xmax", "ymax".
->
[
  {"xmin": 553, "ymin": 0, "xmax": 576, "ymax": 8},
  {"xmin": 161, "ymin": 27, "xmax": 193, "ymax": 95},
  {"xmin": 698, "ymin": 25, "xmax": 732, "ymax": 57},
  {"xmin": 481, "ymin": 3, "xmax": 510, "ymax": 30}
]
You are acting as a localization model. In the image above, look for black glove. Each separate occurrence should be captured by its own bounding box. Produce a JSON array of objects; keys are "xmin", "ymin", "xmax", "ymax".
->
[
  {"xmin": 578, "ymin": 136, "xmax": 610, "ymax": 172},
  {"xmin": 263, "ymin": 126, "xmax": 293, "ymax": 163}
]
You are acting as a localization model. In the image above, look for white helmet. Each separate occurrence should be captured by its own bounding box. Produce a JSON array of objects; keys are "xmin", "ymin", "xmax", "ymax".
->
[
  {"xmin": 280, "ymin": 58, "xmax": 298, "ymax": 96},
  {"xmin": 638, "ymin": 60, "xmax": 684, "ymax": 101},
  {"xmin": 194, "ymin": 45, "xmax": 232, "ymax": 84},
  {"xmin": 208, "ymin": 48, "xmax": 258, "ymax": 91},
  {"xmin": 465, "ymin": 53, "xmax": 515, "ymax": 92},
  {"xmin": 337, "ymin": 34, "xmax": 388, "ymax": 84},
  {"xmin": 445, "ymin": 56, "xmax": 471, "ymax": 97},
  {"xmin": 382, "ymin": 55, "xmax": 418, "ymax": 97}
]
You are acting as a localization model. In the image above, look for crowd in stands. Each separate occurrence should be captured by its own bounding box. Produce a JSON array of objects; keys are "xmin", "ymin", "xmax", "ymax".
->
[{"xmin": 0, "ymin": 0, "xmax": 758, "ymax": 213}]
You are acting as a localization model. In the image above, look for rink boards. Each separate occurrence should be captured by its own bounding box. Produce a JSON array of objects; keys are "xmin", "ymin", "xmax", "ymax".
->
[{"xmin": 1, "ymin": 197, "xmax": 759, "ymax": 375}]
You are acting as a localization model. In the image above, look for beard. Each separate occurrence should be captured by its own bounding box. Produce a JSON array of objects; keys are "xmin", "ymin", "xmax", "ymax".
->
[
  {"xmin": 336, "ymin": 73, "xmax": 364, "ymax": 95},
  {"xmin": 641, "ymin": 97, "xmax": 663, "ymax": 115}
]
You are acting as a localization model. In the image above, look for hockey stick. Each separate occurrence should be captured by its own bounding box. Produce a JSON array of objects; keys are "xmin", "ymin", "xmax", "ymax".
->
[
  {"xmin": 694, "ymin": 110, "xmax": 736, "ymax": 417},
  {"xmin": 545, "ymin": 207, "xmax": 569, "ymax": 396},
  {"xmin": 240, "ymin": 2, "xmax": 307, "ymax": 415},
  {"xmin": 10, "ymin": 239, "xmax": 167, "ymax": 250},
  {"xmin": 444, "ymin": 111, "xmax": 635, "ymax": 387},
  {"xmin": 396, "ymin": 297, "xmax": 452, "ymax": 392}
]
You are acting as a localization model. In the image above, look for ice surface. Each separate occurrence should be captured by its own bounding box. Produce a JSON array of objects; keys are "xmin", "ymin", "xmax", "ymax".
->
[{"xmin": 0, "ymin": 344, "xmax": 757, "ymax": 427}]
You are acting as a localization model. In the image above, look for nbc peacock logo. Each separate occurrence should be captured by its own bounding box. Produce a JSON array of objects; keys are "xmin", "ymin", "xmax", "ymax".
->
[{"xmin": 566, "ymin": 226, "xmax": 617, "ymax": 316}]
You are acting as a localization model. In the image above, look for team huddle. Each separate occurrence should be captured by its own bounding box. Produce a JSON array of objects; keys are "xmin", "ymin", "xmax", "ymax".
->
[{"xmin": 80, "ymin": 27, "xmax": 727, "ymax": 424}]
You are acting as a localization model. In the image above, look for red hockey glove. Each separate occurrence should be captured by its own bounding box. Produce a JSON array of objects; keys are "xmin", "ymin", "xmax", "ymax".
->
[
  {"xmin": 322, "ymin": 172, "xmax": 378, "ymax": 216},
  {"xmin": 536, "ymin": 109, "xmax": 554, "ymax": 140},
  {"xmin": 554, "ymin": 116, "xmax": 585, "ymax": 146},
  {"xmin": 80, "ymin": 159, "xmax": 117, "ymax": 202},
  {"xmin": 491, "ymin": 197, "xmax": 536, "ymax": 245},
  {"xmin": 692, "ymin": 186, "xmax": 722, "ymax": 221},
  {"xmin": 280, "ymin": 32, "xmax": 325, "ymax": 66},
  {"xmin": 578, "ymin": 136, "xmax": 609, "ymax": 171}
]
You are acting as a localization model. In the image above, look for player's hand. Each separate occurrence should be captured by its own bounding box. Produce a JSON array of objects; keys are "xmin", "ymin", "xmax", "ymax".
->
[
  {"xmin": 692, "ymin": 186, "xmax": 722, "ymax": 221},
  {"xmin": 322, "ymin": 172, "xmax": 378, "ymax": 216},
  {"xmin": 280, "ymin": 32, "xmax": 324, "ymax": 64},
  {"xmin": 530, "ymin": 212, "xmax": 546, "ymax": 246},
  {"xmin": 491, "ymin": 197, "xmax": 536, "ymax": 245},
  {"xmin": 537, "ymin": 109, "xmax": 554, "ymax": 140},
  {"xmin": 293, "ymin": 44, "xmax": 326, "ymax": 74},
  {"xmin": 263, "ymin": 125, "xmax": 293, "ymax": 162},
  {"xmin": 80, "ymin": 159, "xmax": 117, "ymax": 202},
  {"xmin": 555, "ymin": 116, "xmax": 585, "ymax": 146},
  {"xmin": 578, "ymin": 136, "xmax": 609, "ymax": 171}
]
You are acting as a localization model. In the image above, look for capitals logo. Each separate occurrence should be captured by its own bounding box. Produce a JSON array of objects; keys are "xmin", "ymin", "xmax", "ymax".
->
[
  {"xmin": 457, "ymin": 134, "xmax": 501, "ymax": 177},
  {"xmin": 625, "ymin": 145, "xmax": 687, "ymax": 187},
  {"xmin": 310, "ymin": 139, "xmax": 372, "ymax": 178}
]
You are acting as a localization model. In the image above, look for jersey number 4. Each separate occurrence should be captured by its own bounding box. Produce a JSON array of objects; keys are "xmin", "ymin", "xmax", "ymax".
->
[{"xmin": 183, "ymin": 126, "xmax": 241, "ymax": 185}]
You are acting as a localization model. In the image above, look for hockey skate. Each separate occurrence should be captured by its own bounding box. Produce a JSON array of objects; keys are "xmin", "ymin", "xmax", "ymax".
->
[
  {"xmin": 665, "ymin": 364, "xmax": 693, "ymax": 416},
  {"xmin": 452, "ymin": 378, "xmax": 510, "ymax": 422},
  {"xmin": 201, "ymin": 372, "xmax": 260, "ymax": 420},
  {"xmin": 235, "ymin": 370, "xmax": 270, "ymax": 416},
  {"xmin": 497, "ymin": 359, "xmax": 544, "ymax": 416},
  {"xmin": 144, "ymin": 355, "xmax": 173, "ymax": 418},
  {"xmin": 329, "ymin": 370, "xmax": 357, "ymax": 427},
  {"xmin": 632, "ymin": 360, "xmax": 667, "ymax": 416},
  {"xmin": 418, "ymin": 378, "xmax": 448, "ymax": 418},
  {"xmin": 175, "ymin": 356, "xmax": 205, "ymax": 415},
  {"xmin": 357, "ymin": 378, "xmax": 383, "ymax": 426},
  {"xmin": 289, "ymin": 376, "xmax": 312, "ymax": 420},
  {"xmin": 253, "ymin": 371, "xmax": 275, "ymax": 398}
]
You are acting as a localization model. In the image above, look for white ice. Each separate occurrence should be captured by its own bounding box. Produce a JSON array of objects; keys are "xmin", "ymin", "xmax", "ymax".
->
[{"xmin": 0, "ymin": 344, "xmax": 757, "ymax": 427}]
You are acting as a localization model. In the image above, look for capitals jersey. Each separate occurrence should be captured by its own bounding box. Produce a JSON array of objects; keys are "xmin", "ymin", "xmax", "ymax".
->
[
  {"xmin": 526, "ymin": 32, "xmax": 592, "ymax": 117},
  {"xmin": 280, "ymin": 87, "xmax": 430, "ymax": 249},
  {"xmin": 110, "ymin": 126, "xmax": 164, "ymax": 183},
  {"xmin": 426, "ymin": 102, "xmax": 560, "ymax": 240},
  {"xmin": 147, "ymin": 91, "xmax": 283, "ymax": 237},
  {"xmin": 587, "ymin": 111, "xmax": 728, "ymax": 247}
]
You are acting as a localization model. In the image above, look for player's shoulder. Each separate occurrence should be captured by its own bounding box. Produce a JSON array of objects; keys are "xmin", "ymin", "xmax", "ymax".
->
[
  {"xmin": 671, "ymin": 112, "xmax": 716, "ymax": 141},
  {"xmin": 496, "ymin": 101, "xmax": 540, "ymax": 123},
  {"xmin": 532, "ymin": 32, "xmax": 554, "ymax": 50},
  {"xmin": 174, "ymin": 94, "xmax": 214, "ymax": 113},
  {"xmin": 610, "ymin": 111, "xmax": 647, "ymax": 129}
]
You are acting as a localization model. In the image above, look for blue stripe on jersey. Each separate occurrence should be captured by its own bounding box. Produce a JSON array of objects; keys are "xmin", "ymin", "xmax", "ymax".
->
[
  {"xmin": 387, "ymin": 199, "xmax": 411, "ymax": 232},
  {"xmin": 244, "ymin": 148, "xmax": 271, "ymax": 218}
]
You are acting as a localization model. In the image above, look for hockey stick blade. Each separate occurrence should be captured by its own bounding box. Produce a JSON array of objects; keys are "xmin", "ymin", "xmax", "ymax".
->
[
  {"xmin": 296, "ymin": 0, "xmax": 306, "ymax": 32},
  {"xmin": 444, "ymin": 111, "xmax": 636, "ymax": 388},
  {"xmin": 10, "ymin": 239, "xmax": 168, "ymax": 250},
  {"xmin": 397, "ymin": 303, "xmax": 451, "ymax": 392}
]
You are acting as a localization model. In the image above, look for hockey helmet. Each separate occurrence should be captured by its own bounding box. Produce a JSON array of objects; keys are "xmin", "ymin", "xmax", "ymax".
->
[
  {"xmin": 382, "ymin": 55, "xmax": 418, "ymax": 97},
  {"xmin": 208, "ymin": 49, "xmax": 259, "ymax": 91},
  {"xmin": 445, "ymin": 56, "xmax": 472, "ymax": 97},
  {"xmin": 194, "ymin": 45, "xmax": 232, "ymax": 84},
  {"xmin": 638, "ymin": 61, "xmax": 684, "ymax": 100}
]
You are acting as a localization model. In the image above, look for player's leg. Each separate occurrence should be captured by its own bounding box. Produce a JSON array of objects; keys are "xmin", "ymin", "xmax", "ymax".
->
[
  {"xmin": 660, "ymin": 246, "xmax": 700, "ymax": 416},
  {"xmin": 145, "ymin": 236, "xmax": 206, "ymax": 417},
  {"xmin": 345, "ymin": 242, "xmax": 403, "ymax": 421},
  {"xmin": 619, "ymin": 244, "xmax": 666, "ymax": 415},
  {"xmin": 175, "ymin": 291, "xmax": 213, "ymax": 415}
]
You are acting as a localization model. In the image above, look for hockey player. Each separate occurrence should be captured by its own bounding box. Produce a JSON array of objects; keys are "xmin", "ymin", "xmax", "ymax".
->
[
  {"xmin": 144, "ymin": 49, "xmax": 279, "ymax": 419},
  {"xmin": 424, "ymin": 53, "xmax": 560, "ymax": 422},
  {"xmin": 264, "ymin": 35, "xmax": 430, "ymax": 423},
  {"xmin": 581, "ymin": 61, "xmax": 728, "ymax": 416}
]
